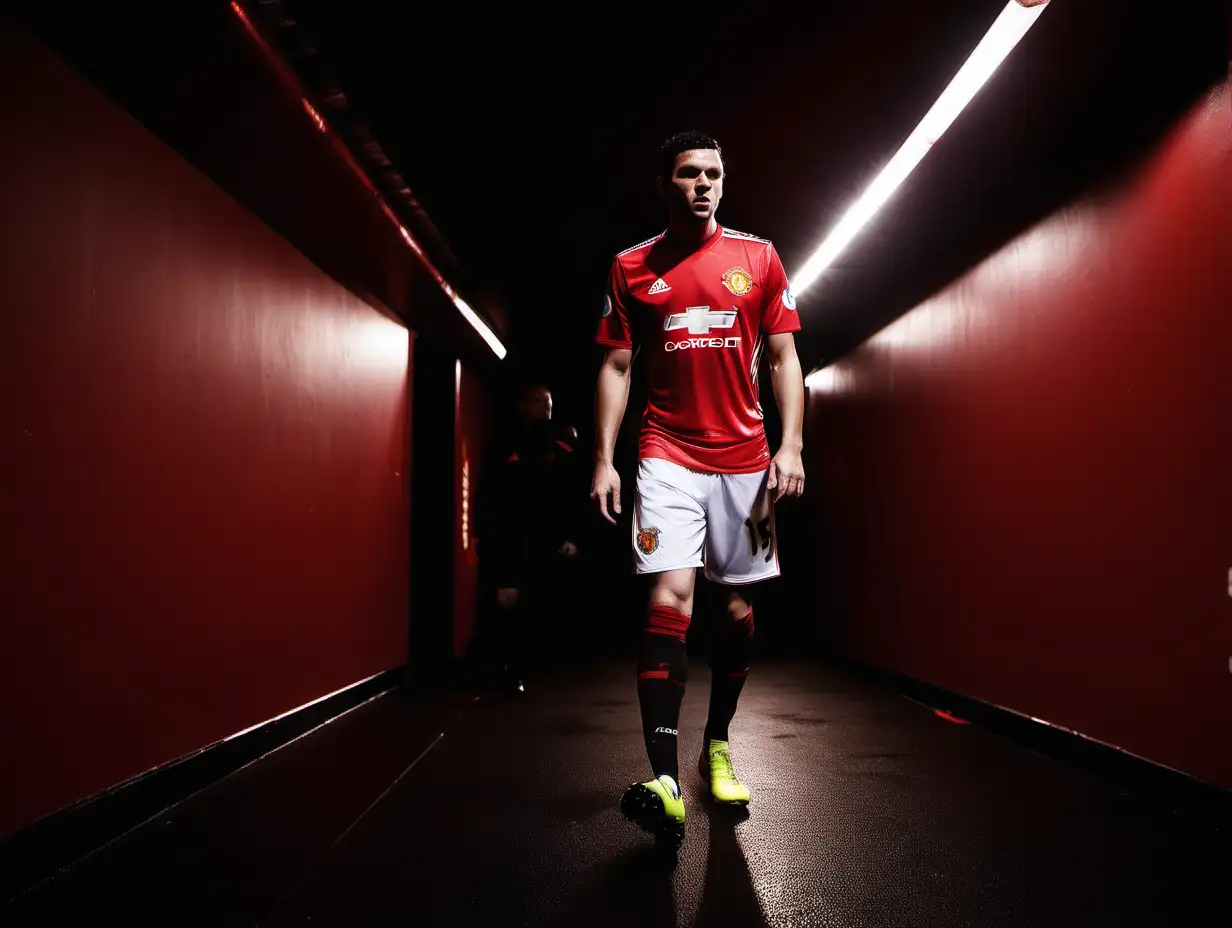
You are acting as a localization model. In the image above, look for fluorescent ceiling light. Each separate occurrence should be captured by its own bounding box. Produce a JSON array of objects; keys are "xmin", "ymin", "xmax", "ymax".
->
[
  {"xmin": 397, "ymin": 227, "xmax": 507, "ymax": 359},
  {"xmin": 453, "ymin": 297, "xmax": 507, "ymax": 360},
  {"xmin": 792, "ymin": 0, "xmax": 1049, "ymax": 297},
  {"xmin": 230, "ymin": 2, "xmax": 507, "ymax": 361}
]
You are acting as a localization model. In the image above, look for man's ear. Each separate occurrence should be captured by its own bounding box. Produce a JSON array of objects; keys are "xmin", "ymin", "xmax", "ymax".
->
[{"xmin": 655, "ymin": 174, "xmax": 667, "ymax": 200}]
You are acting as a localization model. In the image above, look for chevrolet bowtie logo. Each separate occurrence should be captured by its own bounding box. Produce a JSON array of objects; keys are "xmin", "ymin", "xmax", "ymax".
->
[{"xmin": 663, "ymin": 305, "xmax": 738, "ymax": 334}]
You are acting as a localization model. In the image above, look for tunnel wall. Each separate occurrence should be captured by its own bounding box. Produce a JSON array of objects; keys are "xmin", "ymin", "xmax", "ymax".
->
[
  {"xmin": 0, "ymin": 30, "xmax": 413, "ymax": 836},
  {"xmin": 454, "ymin": 362, "xmax": 493, "ymax": 660},
  {"xmin": 798, "ymin": 81, "xmax": 1231, "ymax": 788}
]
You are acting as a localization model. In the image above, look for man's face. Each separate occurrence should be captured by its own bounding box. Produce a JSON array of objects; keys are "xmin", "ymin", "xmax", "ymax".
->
[
  {"xmin": 519, "ymin": 387, "xmax": 552, "ymax": 425},
  {"xmin": 659, "ymin": 148, "xmax": 724, "ymax": 222}
]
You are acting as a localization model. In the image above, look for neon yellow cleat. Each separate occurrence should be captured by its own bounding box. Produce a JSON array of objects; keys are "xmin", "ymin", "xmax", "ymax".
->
[
  {"xmin": 620, "ymin": 774, "xmax": 686, "ymax": 839},
  {"xmin": 698, "ymin": 740, "xmax": 751, "ymax": 805}
]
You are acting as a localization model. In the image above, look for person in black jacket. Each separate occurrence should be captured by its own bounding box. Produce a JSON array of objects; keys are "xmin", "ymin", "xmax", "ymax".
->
[{"xmin": 474, "ymin": 382, "xmax": 582, "ymax": 694}]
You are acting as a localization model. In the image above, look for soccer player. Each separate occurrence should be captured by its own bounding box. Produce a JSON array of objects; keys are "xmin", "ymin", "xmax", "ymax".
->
[{"xmin": 590, "ymin": 131, "xmax": 805, "ymax": 840}]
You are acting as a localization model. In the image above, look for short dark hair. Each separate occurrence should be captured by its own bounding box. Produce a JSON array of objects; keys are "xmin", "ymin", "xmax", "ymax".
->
[
  {"xmin": 657, "ymin": 131, "xmax": 722, "ymax": 179},
  {"xmin": 516, "ymin": 380, "xmax": 551, "ymax": 404}
]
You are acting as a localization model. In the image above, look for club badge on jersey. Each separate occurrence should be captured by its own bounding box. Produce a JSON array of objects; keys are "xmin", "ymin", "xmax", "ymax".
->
[{"xmin": 721, "ymin": 266, "xmax": 754, "ymax": 296}]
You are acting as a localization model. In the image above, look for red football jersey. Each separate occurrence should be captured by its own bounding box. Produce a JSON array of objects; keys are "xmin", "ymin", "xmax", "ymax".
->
[{"xmin": 595, "ymin": 225, "xmax": 801, "ymax": 474}]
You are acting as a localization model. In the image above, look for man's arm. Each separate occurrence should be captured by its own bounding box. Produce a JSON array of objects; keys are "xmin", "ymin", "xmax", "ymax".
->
[
  {"xmin": 766, "ymin": 332, "xmax": 805, "ymax": 500},
  {"xmin": 591, "ymin": 347, "xmax": 633, "ymax": 522}
]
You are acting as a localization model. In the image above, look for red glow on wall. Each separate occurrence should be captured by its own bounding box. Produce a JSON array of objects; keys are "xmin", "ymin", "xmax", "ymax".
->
[
  {"xmin": 800, "ymin": 83, "xmax": 1232, "ymax": 789},
  {"xmin": 301, "ymin": 98, "xmax": 326, "ymax": 133},
  {"xmin": 0, "ymin": 30, "xmax": 412, "ymax": 836},
  {"xmin": 461, "ymin": 439, "xmax": 472, "ymax": 555},
  {"xmin": 229, "ymin": 1, "xmax": 258, "ymax": 39},
  {"xmin": 453, "ymin": 364, "xmax": 492, "ymax": 657},
  {"xmin": 226, "ymin": 0, "xmax": 500, "ymax": 356}
]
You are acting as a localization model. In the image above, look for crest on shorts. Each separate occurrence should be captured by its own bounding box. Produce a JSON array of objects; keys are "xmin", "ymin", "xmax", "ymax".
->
[
  {"xmin": 636, "ymin": 526, "xmax": 661, "ymax": 555},
  {"xmin": 721, "ymin": 266, "xmax": 754, "ymax": 296}
]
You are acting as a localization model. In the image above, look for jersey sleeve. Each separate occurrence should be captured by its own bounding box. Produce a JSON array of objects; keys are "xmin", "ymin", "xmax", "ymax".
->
[
  {"xmin": 595, "ymin": 258, "xmax": 633, "ymax": 348},
  {"xmin": 761, "ymin": 244, "xmax": 802, "ymax": 335}
]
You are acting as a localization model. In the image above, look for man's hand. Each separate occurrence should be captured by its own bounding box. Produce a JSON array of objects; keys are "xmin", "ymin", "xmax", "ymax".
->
[
  {"xmin": 767, "ymin": 446, "xmax": 805, "ymax": 502},
  {"xmin": 590, "ymin": 461, "xmax": 622, "ymax": 524}
]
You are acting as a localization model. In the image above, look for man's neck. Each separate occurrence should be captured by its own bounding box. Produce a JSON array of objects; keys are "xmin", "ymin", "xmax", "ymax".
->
[{"xmin": 665, "ymin": 214, "xmax": 718, "ymax": 248}]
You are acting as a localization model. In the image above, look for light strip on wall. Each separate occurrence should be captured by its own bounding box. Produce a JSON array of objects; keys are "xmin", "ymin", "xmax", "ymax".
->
[
  {"xmin": 792, "ymin": 0, "xmax": 1050, "ymax": 298},
  {"xmin": 804, "ymin": 366, "xmax": 845, "ymax": 391},
  {"xmin": 222, "ymin": 671, "xmax": 386, "ymax": 742},
  {"xmin": 453, "ymin": 297, "xmax": 507, "ymax": 360},
  {"xmin": 229, "ymin": 2, "xmax": 507, "ymax": 361}
]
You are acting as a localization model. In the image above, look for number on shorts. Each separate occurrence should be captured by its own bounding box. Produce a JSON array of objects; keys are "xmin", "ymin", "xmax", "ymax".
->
[{"xmin": 744, "ymin": 516, "xmax": 774, "ymax": 563}]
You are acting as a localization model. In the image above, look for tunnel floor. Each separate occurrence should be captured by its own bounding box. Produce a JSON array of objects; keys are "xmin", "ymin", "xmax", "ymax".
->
[{"xmin": 5, "ymin": 652, "xmax": 1225, "ymax": 926}]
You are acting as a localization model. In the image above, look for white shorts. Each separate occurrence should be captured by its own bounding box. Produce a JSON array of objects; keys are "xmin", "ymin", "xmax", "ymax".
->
[{"xmin": 632, "ymin": 457, "xmax": 780, "ymax": 586}]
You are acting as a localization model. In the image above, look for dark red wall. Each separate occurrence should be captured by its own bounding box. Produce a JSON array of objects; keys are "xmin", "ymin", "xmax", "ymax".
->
[
  {"xmin": 798, "ymin": 82, "xmax": 1231, "ymax": 788},
  {"xmin": 1, "ymin": 31, "xmax": 412, "ymax": 835},
  {"xmin": 453, "ymin": 363, "xmax": 491, "ymax": 659},
  {"xmin": 16, "ymin": 4, "xmax": 493, "ymax": 366}
]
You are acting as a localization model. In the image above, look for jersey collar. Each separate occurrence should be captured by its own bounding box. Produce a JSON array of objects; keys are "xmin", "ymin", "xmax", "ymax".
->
[{"xmin": 661, "ymin": 223, "xmax": 724, "ymax": 256}]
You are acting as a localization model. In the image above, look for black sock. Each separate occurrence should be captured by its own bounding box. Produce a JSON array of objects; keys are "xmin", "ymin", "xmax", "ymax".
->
[
  {"xmin": 704, "ymin": 605, "xmax": 754, "ymax": 744},
  {"xmin": 637, "ymin": 604, "xmax": 690, "ymax": 784},
  {"xmin": 498, "ymin": 605, "xmax": 520, "ymax": 675}
]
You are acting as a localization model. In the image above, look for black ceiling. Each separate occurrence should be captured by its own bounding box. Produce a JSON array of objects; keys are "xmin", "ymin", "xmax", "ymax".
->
[
  {"xmin": 283, "ymin": 0, "xmax": 1223, "ymax": 422},
  {"xmin": 287, "ymin": 0, "xmax": 1009, "ymax": 369},
  {"xmin": 17, "ymin": 1, "xmax": 1226, "ymax": 431}
]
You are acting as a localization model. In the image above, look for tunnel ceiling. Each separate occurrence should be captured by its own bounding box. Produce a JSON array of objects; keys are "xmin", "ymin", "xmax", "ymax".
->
[
  {"xmin": 282, "ymin": 0, "xmax": 1221, "ymax": 393},
  {"xmin": 284, "ymin": 0, "xmax": 1005, "ymax": 375},
  {"xmin": 22, "ymin": 1, "xmax": 1224, "ymax": 400}
]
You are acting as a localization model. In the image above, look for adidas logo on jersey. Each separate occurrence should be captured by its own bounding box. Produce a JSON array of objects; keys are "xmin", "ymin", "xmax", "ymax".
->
[{"xmin": 647, "ymin": 278, "xmax": 671, "ymax": 295}]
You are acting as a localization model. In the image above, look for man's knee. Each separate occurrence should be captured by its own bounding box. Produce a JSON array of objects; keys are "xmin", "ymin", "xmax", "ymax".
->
[
  {"xmin": 716, "ymin": 585, "xmax": 755, "ymax": 630},
  {"xmin": 648, "ymin": 569, "xmax": 695, "ymax": 616},
  {"xmin": 643, "ymin": 569, "xmax": 695, "ymax": 643}
]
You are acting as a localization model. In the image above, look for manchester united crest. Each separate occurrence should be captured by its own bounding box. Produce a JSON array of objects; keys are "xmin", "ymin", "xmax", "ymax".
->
[
  {"xmin": 721, "ymin": 266, "xmax": 754, "ymax": 296},
  {"xmin": 636, "ymin": 526, "xmax": 661, "ymax": 555}
]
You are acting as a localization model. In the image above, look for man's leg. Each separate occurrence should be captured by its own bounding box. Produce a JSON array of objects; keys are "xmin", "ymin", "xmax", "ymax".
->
[
  {"xmin": 704, "ymin": 584, "xmax": 755, "ymax": 746},
  {"xmin": 622, "ymin": 567, "xmax": 695, "ymax": 839},
  {"xmin": 696, "ymin": 467, "xmax": 776, "ymax": 805},
  {"xmin": 481, "ymin": 532, "xmax": 528, "ymax": 694},
  {"xmin": 695, "ymin": 583, "xmax": 755, "ymax": 805},
  {"xmin": 620, "ymin": 459, "xmax": 708, "ymax": 839},
  {"xmin": 638, "ymin": 567, "xmax": 696, "ymax": 784},
  {"xmin": 494, "ymin": 586, "xmax": 525, "ymax": 695}
]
